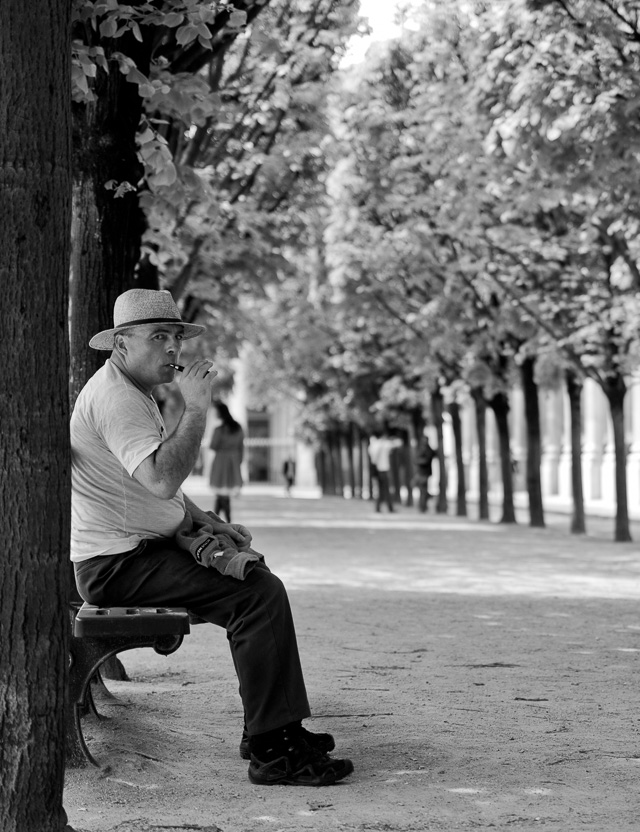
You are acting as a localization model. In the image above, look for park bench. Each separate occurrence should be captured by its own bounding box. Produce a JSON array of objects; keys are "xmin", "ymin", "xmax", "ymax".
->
[{"xmin": 66, "ymin": 601, "xmax": 192, "ymax": 767}]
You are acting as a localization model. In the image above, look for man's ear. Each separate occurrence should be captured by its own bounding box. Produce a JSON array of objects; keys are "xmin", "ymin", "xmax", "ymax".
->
[{"xmin": 113, "ymin": 333, "xmax": 128, "ymax": 356}]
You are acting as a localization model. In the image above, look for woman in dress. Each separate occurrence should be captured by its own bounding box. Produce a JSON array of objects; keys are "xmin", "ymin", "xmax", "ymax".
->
[{"xmin": 209, "ymin": 401, "xmax": 244, "ymax": 522}]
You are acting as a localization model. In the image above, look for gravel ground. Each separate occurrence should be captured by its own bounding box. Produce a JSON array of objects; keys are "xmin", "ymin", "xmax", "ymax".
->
[{"xmin": 64, "ymin": 487, "xmax": 640, "ymax": 832}]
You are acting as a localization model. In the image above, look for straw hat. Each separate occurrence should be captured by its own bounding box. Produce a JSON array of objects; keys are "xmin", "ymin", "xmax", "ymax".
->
[{"xmin": 89, "ymin": 289, "xmax": 205, "ymax": 350}]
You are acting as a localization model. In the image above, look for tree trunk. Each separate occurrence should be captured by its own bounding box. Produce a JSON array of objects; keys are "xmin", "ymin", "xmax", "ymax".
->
[
  {"xmin": 449, "ymin": 401, "xmax": 467, "ymax": 517},
  {"xmin": 431, "ymin": 388, "xmax": 448, "ymax": 514},
  {"xmin": 316, "ymin": 448, "xmax": 326, "ymax": 494},
  {"xmin": 603, "ymin": 375, "xmax": 631, "ymax": 542},
  {"xmin": 354, "ymin": 424, "xmax": 363, "ymax": 499},
  {"xmin": 402, "ymin": 430, "xmax": 414, "ymax": 507},
  {"xmin": 69, "ymin": 34, "xmax": 151, "ymax": 405},
  {"xmin": 333, "ymin": 430, "xmax": 345, "ymax": 497},
  {"xmin": 472, "ymin": 387, "xmax": 490, "ymax": 520},
  {"xmin": 565, "ymin": 371, "xmax": 586, "ymax": 535},
  {"xmin": 0, "ymin": 2, "xmax": 74, "ymax": 829},
  {"xmin": 489, "ymin": 392, "xmax": 516, "ymax": 523},
  {"xmin": 325, "ymin": 435, "xmax": 336, "ymax": 495},
  {"xmin": 346, "ymin": 424, "xmax": 356, "ymax": 498},
  {"xmin": 521, "ymin": 357, "xmax": 545, "ymax": 528}
]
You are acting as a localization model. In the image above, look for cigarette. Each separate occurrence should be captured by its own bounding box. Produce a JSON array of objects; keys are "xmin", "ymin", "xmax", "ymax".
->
[{"xmin": 169, "ymin": 363, "xmax": 218, "ymax": 377}]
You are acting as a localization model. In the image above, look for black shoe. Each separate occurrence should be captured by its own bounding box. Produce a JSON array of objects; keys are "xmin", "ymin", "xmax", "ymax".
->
[
  {"xmin": 248, "ymin": 735, "xmax": 353, "ymax": 787},
  {"xmin": 240, "ymin": 725, "xmax": 335, "ymax": 760}
]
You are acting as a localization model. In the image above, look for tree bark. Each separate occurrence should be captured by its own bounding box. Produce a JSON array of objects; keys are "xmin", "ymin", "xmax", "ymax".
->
[
  {"xmin": 431, "ymin": 388, "xmax": 448, "ymax": 514},
  {"xmin": 602, "ymin": 374, "xmax": 631, "ymax": 542},
  {"xmin": 472, "ymin": 387, "xmax": 490, "ymax": 520},
  {"xmin": 489, "ymin": 392, "xmax": 516, "ymax": 524},
  {"xmin": 565, "ymin": 371, "xmax": 586, "ymax": 535},
  {"xmin": 521, "ymin": 357, "xmax": 545, "ymax": 528},
  {"xmin": 69, "ymin": 33, "xmax": 151, "ymax": 405},
  {"xmin": 0, "ymin": 2, "xmax": 74, "ymax": 829},
  {"xmin": 449, "ymin": 401, "xmax": 467, "ymax": 517}
]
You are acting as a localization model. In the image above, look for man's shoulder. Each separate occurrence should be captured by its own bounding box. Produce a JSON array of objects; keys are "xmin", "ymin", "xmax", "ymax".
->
[{"xmin": 74, "ymin": 361, "xmax": 148, "ymax": 426}]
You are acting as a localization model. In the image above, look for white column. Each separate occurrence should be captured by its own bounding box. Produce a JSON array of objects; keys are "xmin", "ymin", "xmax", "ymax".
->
[
  {"xmin": 626, "ymin": 375, "xmax": 640, "ymax": 507},
  {"xmin": 581, "ymin": 379, "xmax": 606, "ymax": 501},
  {"xmin": 557, "ymin": 384, "xmax": 573, "ymax": 500},
  {"xmin": 600, "ymin": 400, "xmax": 616, "ymax": 502},
  {"xmin": 510, "ymin": 386, "xmax": 525, "ymax": 492},
  {"xmin": 295, "ymin": 440, "xmax": 319, "ymax": 490},
  {"xmin": 540, "ymin": 388, "xmax": 563, "ymax": 496},
  {"xmin": 227, "ymin": 345, "xmax": 250, "ymax": 483},
  {"xmin": 462, "ymin": 396, "xmax": 477, "ymax": 498}
]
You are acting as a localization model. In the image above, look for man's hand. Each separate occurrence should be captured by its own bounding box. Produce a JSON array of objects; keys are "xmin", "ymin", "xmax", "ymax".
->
[
  {"xmin": 178, "ymin": 359, "xmax": 217, "ymax": 413},
  {"xmin": 205, "ymin": 515, "xmax": 252, "ymax": 550}
]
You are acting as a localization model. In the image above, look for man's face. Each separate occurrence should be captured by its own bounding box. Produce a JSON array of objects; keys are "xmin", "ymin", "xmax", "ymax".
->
[{"xmin": 117, "ymin": 323, "xmax": 185, "ymax": 391}]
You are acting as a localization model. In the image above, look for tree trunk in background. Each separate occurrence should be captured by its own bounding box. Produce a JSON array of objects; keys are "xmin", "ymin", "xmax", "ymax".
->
[
  {"xmin": 353, "ymin": 424, "xmax": 363, "ymax": 498},
  {"xmin": 325, "ymin": 430, "xmax": 342, "ymax": 497},
  {"xmin": 334, "ymin": 430, "xmax": 345, "ymax": 496},
  {"xmin": 489, "ymin": 392, "xmax": 516, "ymax": 524},
  {"xmin": 346, "ymin": 425, "xmax": 356, "ymax": 497},
  {"xmin": 603, "ymin": 374, "xmax": 631, "ymax": 542},
  {"xmin": 324, "ymin": 435, "xmax": 336, "ymax": 495},
  {"xmin": 69, "ymin": 34, "xmax": 151, "ymax": 406},
  {"xmin": 316, "ymin": 448, "xmax": 326, "ymax": 494},
  {"xmin": 449, "ymin": 401, "xmax": 467, "ymax": 517},
  {"xmin": 431, "ymin": 388, "xmax": 448, "ymax": 514},
  {"xmin": 402, "ymin": 430, "xmax": 414, "ymax": 507},
  {"xmin": 0, "ymin": 2, "xmax": 74, "ymax": 829},
  {"xmin": 472, "ymin": 388, "xmax": 490, "ymax": 520},
  {"xmin": 521, "ymin": 357, "xmax": 545, "ymax": 528},
  {"xmin": 565, "ymin": 371, "xmax": 586, "ymax": 535}
]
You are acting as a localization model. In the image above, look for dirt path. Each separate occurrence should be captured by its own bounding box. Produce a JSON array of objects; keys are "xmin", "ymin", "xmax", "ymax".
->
[{"xmin": 64, "ymin": 491, "xmax": 640, "ymax": 832}]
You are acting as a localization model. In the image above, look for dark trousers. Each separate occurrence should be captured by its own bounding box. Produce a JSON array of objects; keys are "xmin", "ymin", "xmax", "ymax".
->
[
  {"xmin": 376, "ymin": 470, "xmax": 394, "ymax": 512},
  {"xmin": 74, "ymin": 539, "xmax": 310, "ymax": 735}
]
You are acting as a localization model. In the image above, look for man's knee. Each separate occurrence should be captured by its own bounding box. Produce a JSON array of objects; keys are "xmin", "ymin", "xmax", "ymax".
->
[{"xmin": 249, "ymin": 564, "xmax": 287, "ymax": 602}]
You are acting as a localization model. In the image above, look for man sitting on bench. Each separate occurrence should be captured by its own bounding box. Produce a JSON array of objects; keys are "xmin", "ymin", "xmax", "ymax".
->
[{"xmin": 70, "ymin": 288, "xmax": 354, "ymax": 787}]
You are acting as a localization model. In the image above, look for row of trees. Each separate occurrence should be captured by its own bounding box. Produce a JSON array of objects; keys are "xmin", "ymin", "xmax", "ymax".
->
[{"xmin": 243, "ymin": 0, "xmax": 640, "ymax": 543}]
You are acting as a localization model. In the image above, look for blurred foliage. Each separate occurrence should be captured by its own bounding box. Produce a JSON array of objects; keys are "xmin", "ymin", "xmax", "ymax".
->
[{"xmin": 70, "ymin": 0, "xmax": 640, "ymax": 440}]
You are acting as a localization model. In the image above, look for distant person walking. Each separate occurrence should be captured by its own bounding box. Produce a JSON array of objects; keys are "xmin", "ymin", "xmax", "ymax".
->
[
  {"xmin": 414, "ymin": 433, "xmax": 436, "ymax": 513},
  {"xmin": 209, "ymin": 401, "xmax": 244, "ymax": 522},
  {"xmin": 368, "ymin": 428, "xmax": 403, "ymax": 513},
  {"xmin": 283, "ymin": 457, "xmax": 296, "ymax": 495}
]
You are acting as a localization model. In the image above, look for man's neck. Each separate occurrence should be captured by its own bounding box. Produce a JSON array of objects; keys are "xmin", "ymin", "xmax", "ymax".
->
[{"xmin": 109, "ymin": 353, "xmax": 153, "ymax": 397}]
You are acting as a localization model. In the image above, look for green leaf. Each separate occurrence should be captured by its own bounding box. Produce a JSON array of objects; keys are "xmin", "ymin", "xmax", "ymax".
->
[
  {"xmin": 163, "ymin": 12, "xmax": 185, "ymax": 27},
  {"xmin": 99, "ymin": 17, "xmax": 118, "ymax": 38},
  {"xmin": 228, "ymin": 10, "xmax": 247, "ymax": 28}
]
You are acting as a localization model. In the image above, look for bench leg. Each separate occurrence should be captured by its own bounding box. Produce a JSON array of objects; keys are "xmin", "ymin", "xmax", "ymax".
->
[{"xmin": 66, "ymin": 633, "xmax": 184, "ymax": 768}]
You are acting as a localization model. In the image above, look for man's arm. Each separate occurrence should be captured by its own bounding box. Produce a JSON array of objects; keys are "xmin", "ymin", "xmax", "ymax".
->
[
  {"xmin": 133, "ymin": 360, "xmax": 214, "ymax": 499},
  {"xmin": 183, "ymin": 493, "xmax": 222, "ymax": 525}
]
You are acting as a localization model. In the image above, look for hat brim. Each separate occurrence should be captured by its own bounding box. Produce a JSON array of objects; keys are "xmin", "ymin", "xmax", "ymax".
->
[{"xmin": 89, "ymin": 322, "xmax": 205, "ymax": 350}]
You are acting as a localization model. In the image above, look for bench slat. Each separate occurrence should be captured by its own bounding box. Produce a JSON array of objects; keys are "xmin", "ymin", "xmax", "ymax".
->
[{"xmin": 74, "ymin": 603, "xmax": 191, "ymax": 638}]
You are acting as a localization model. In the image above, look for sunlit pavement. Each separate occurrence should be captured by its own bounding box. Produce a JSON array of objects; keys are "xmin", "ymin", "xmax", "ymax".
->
[
  {"xmin": 186, "ymin": 477, "xmax": 640, "ymax": 600},
  {"xmin": 184, "ymin": 478, "xmax": 640, "ymax": 830}
]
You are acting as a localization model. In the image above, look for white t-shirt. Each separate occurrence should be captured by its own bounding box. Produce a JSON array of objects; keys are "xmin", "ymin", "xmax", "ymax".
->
[
  {"xmin": 369, "ymin": 436, "xmax": 402, "ymax": 472},
  {"xmin": 70, "ymin": 359, "xmax": 186, "ymax": 562}
]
